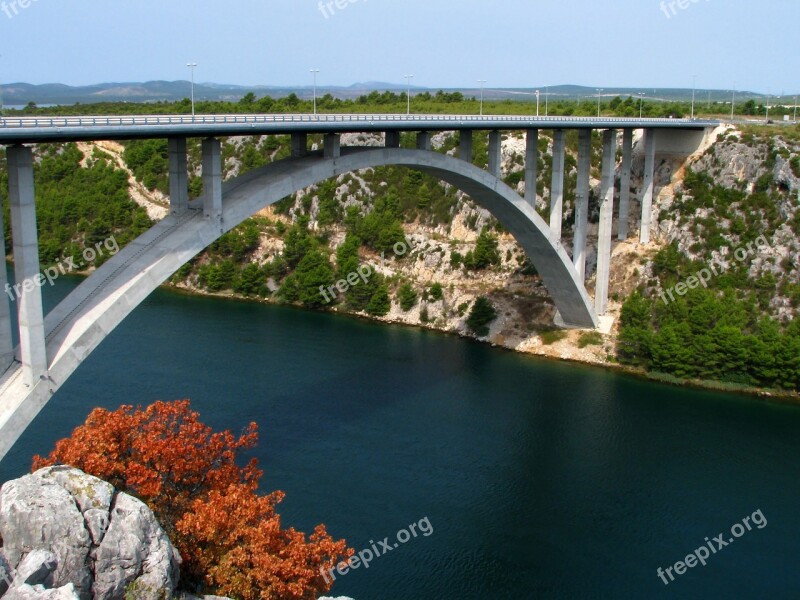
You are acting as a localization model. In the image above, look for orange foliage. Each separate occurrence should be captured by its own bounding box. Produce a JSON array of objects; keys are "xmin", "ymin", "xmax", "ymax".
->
[{"xmin": 33, "ymin": 400, "xmax": 351, "ymax": 599}]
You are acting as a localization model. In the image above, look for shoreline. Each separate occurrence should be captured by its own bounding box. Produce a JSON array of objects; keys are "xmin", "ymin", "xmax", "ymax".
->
[{"xmin": 161, "ymin": 279, "xmax": 800, "ymax": 407}]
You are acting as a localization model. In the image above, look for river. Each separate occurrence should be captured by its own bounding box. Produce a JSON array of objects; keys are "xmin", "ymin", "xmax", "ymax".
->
[{"xmin": 1, "ymin": 271, "xmax": 799, "ymax": 599}]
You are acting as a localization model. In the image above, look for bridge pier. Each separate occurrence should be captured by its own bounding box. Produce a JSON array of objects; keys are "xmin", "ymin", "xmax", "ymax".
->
[
  {"xmin": 324, "ymin": 133, "xmax": 341, "ymax": 159},
  {"xmin": 488, "ymin": 131, "xmax": 502, "ymax": 177},
  {"xmin": 202, "ymin": 138, "xmax": 222, "ymax": 227},
  {"xmin": 595, "ymin": 129, "xmax": 617, "ymax": 315},
  {"xmin": 524, "ymin": 129, "xmax": 538, "ymax": 207},
  {"xmin": 459, "ymin": 130, "xmax": 473, "ymax": 162},
  {"xmin": 7, "ymin": 145, "xmax": 47, "ymax": 387},
  {"xmin": 618, "ymin": 129, "xmax": 633, "ymax": 240},
  {"xmin": 640, "ymin": 128, "xmax": 656, "ymax": 244},
  {"xmin": 0, "ymin": 197, "xmax": 12, "ymax": 373},
  {"xmin": 549, "ymin": 129, "xmax": 566, "ymax": 241},
  {"xmin": 385, "ymin": 131, "xmax": 400, "ymax": 148},
  {"xmin": 291, "ymin": 133, "xmax": 308, "ymax": 158},
  {"xmin": 168, "ymin": 138, "xmax": 189, "ymax": 215},
  {"xmin": 416, "ymin": 131, "xmax": 432, "ymax": 151},
  {"xmin": 573, "ymin": 129, "xmax": 592, "ymax": 280}
]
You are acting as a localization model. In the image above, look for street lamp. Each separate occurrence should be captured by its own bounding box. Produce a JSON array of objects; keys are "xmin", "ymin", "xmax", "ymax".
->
[
  {"xmin": 794, "ymin": 95, "xmax": 798, "ymax": 123},
  {"xmin": 731, "ymin": 84, "xmax": 736, "ymax": 122},
  {"xmin": 477, "ymin": 79, "xmax": 486, "ymax": 116},
  {"xmin": 186, "ymin": 62, "xmax": 197, "ymax": 119},
  {"xmin": 404, "ymin": 74, "xmax": 414, "ymax": 115},
  {"xmin": 535, "ymin": 89, "xmax": 540, "ymax": 117},
  {"xmin": 596, "ymin": 88, "xmax": 603, "ymax": 117},
  {"xmin": 639, "ymin": 92, "xmax": 645, "ymax": 118},
  {"xmin": 310, "ymin": 68, "xmax": 320, "ymax": 115},
  {"xmin": 766, "ymin": 93, "xmax": 771, "ymax": 123},
  {"xmin": 691, "ymin": 75, "xmax": 696, "ymax": 119}
]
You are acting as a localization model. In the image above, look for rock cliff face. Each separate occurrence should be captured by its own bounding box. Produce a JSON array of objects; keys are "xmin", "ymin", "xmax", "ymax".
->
[{"xmin": 0, "ymin": 467, "xmax": 180, "ymax": 600}]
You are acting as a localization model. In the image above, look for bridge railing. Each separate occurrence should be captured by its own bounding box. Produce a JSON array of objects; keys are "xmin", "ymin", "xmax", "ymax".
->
[{"xmin": 0, "ymin": 113, "xmax": 704, "ymax": 130}]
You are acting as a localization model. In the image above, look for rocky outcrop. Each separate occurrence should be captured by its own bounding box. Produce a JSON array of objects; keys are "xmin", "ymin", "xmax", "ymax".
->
[{"xmin": 0, "ymin": 467, "xmax": 180, "ymax": 600}]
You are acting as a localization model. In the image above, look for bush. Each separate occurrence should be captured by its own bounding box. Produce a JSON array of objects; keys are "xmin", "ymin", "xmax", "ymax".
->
[
  {"xmin": 540, "ymin": 329, "xmax": 568, "ymax": 345},
  {"xmin": 466, "ymin": 296, "xmax": 497, "ymax": 337},
  {"xmin": 33, "ymin": 401, "xmax": 351, "ymax": 599},
  {"xmin": 577, "ymin": 331, "xmax": 603, "ymax": 348},
  {"xmin": 397, "ymin": 283, "xmax": 418, "ymax": 312}
]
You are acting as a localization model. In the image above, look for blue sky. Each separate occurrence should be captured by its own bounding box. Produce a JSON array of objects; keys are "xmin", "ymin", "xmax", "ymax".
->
[{"xmin": 0, "ymin": 0, "xmax": 797, "ymax": 94}]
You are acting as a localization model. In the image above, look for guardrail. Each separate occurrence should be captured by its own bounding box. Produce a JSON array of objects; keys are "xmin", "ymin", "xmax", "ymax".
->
[{"xmin": 0, "ymin": 113, "xmax": 708, "ymax": 129}]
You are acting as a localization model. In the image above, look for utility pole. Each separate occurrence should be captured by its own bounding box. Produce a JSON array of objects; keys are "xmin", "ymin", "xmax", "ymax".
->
[
  {"xmin": 310, "ymin": 69, "xmax": 320, "ymax": 115},
  {"xmin": 404, "ymin": 74, "xmax": 414, "ymax": 115},
  {"xmin": 477, "ymin": 79, "xmax": 486, "ymax": 116}
]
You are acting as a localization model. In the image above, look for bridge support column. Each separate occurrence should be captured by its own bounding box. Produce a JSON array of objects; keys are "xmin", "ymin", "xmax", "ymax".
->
[
  {"xmin": 168, "ymin": 138, "xmax": 188, "ymax": 215},
  {"xmin": 595, "ymin": 130, "xmax": 616, "ymax": 316},
  {"xmin": 202, "ymin": 138, "xmax": 222, "ymax": 226},
  {"xmin": 524, "ymin": 129, "xmax": 538, "ymax": 207},
  {"xmin": 488, "ymin": 131, "xmax": 502, "ymax": 177},
  {"xmin": 459, "ymin": 130, "xmax": 473, "ymax": 162},
  {"xmin": 416, "ymin": 132, "xmax": 431, "ymax": 151},
  {"xmin": 324, "ymin": 133, "xmax": 341, "ymax": 159},
  {"xmin": 385, "ymin": 131, "xmax": 400, "ymax": 148},
  {"xmin": 573, "ymin": 129, "xmax": 591, "ymax": 280},
  {"xmin": 7, "ymin": 145, "xmax": 47, "ymax": 387},
  {"xmin": 0, "ymin": 198, "xmax": 12, "ymax": 373},
  {"xmin": 291, "ymin": 133, "xmax": 308, "ymax": 158},
  {"xmin": 640, "ymin": 128, "xmax": 656, "ymax": 244},
  {"xmin": 549, "ymin": 129, "xmax": 566, "ymax": 241},
  {"xmin": 618, "ymin": 129, "xmax": 633, "ymax": 240}
]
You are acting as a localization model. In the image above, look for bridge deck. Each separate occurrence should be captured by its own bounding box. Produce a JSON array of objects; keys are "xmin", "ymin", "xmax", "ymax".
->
[{"xmin": 0, "ymin": 114, "xmax": 719, "ymax": 144}]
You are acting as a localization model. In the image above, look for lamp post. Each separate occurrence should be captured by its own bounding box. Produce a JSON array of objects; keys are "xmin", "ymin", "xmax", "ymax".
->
[
  {"xmin": 596, "ymin": 88, "xmax": 603, "ymax": 117},
  {"xmin": 404, "ymin": 74, "xmax": 414, "ymax": 115},
  {"xmin": 639, "ymin": 92, "xmax": 645, "ymax": 118},
  {"xmin": 310, "ymin": 68, "xmax": 320, "ymax": 115},
  {"xmin": 691, "ymin": 75, "xmax": 696, "ymax": 119},
  {"xmin": 766, "ymin": 93, "xmax": 771, "ymax": 123},
  {"xmin": 731, "ymin": 84, "xmax": 736, "ymax": 122},
  {"xmin": 477, "ymin": 79, "xmax": 486, "ymax": 116},
  {"xmin": 535, "ymin": 89, "xmax": 540, "ymax": 117},
  {"xmin": 794, "ymin": 95, "xmax": 798, "ymax": 123},
  {"xmin": 186, "ymin": 62, "xmax": 197, "ymax": 119}
]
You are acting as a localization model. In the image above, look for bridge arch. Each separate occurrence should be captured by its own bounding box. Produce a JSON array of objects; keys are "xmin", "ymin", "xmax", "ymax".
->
[{"xmin": 0, "ymin": 146, "xmax": 596, "ymax": 459}]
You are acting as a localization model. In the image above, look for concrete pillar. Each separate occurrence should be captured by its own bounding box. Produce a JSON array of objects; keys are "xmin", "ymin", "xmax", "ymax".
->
[
  {"xmin": 573, "ymin": 129, "xmax": 592, "ymax": 280},
  {"xmin": 488, "ymin": 131, "xmax": 502, "ymax": 177},
  {"xmin": 524, "ymin": 128, "xmax": 539, "ymax": 207},
  {"xmin": 549, "ymin": 129, "xmax": 566, "ymax": 240},
  {"xmin": 618, "ymin": 129, "xmax": 633, "ymax": 240},
  {"xmin": 0, "ymin": 201, "xmax": 12, "ymax": 373},
  {"xmin": 640, "ymin": 129, "xmax": 656, "ymax": 244},
  {"xmin": 324, "ymin": 133, "xmax": 341, "ymax": 159},
  {"xmin": 7, "ymin": 145, "xmax": 47, "ymax": 386},
  {"xmin": 459, "ymin": 130, "xmax": 473, "ymax": 162},
  {"xmin": 416, "ymin": 131, "xmax": 431, "ymax": 151},
  {"xmin": 385, "ymin": 131, "xmax": 400, "ymax": 148},
  {"xmin": 595, "ymin": 129, "xmax": 617, "ymax": 316},
  {"xmin": 168, "ymin": 138, "xmax": 188, "ymax": 215},
  {"xmin": 202, "ymin": 138, "xmax": 222, "ymax": 224},
  {"xmin": 291, "ymin": 132, "xmax": 308, "ymax": 158}
]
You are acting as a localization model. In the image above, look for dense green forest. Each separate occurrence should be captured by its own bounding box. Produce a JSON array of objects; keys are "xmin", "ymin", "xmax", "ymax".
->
[{"xmin": 617, "ymin": 169, "xmax": 800, "ymax": 390}]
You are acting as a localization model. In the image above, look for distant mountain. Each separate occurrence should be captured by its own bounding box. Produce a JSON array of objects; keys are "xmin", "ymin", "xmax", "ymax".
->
[{"xmin": 0, "ymin": 81, "xmax": 775, "ymax": 107}]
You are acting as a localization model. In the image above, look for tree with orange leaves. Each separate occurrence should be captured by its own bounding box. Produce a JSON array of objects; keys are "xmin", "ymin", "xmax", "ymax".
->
[{"xmin": 33, "ymin": 400, "xmax": 352, "ymax": 599}]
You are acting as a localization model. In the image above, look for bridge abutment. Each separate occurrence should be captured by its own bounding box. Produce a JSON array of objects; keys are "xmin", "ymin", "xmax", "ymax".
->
[
  {"xmin": 549, "ymin": 129, "xmax": 566, "ymax": 241},
  {"xmin": 573, "ymin": 129, "xmax": 592, "ymax": 280},
  {"xmin": 524, "ymin": 129, "xmax": 539, "ymax": 207},
  {"xmin": 0, "ymin": 196, "xmax": 12, "ymax": 373},
  {"xmin": 7, "ymin": 145, "xmax": 47, "ymax": 387},
  {"xmin": 168, "ymin": 138, "xmax": 189, "ymax": 215},
  {"xmin": 595, "ymin": 130, "xmax": 617, "ymax": 315},
  {"xmin": 618, "ymin": 129, "xmax": 633, "ymax": 240}
]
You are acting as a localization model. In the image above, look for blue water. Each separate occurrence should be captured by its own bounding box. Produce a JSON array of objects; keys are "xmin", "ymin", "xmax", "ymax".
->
[{"xmin": 2, "ymin": 271, "xmax": 799, "ymax": 599}]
